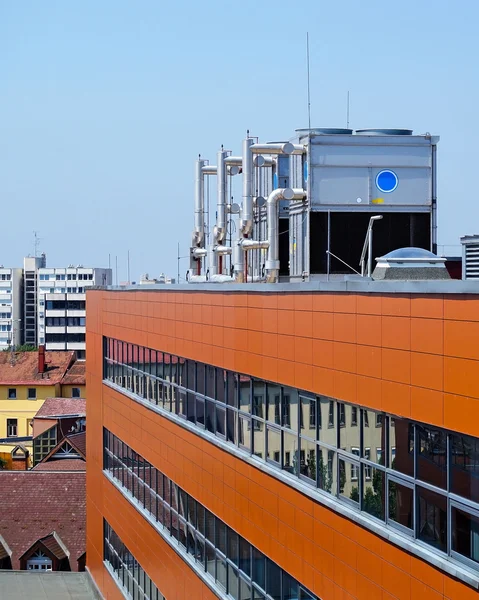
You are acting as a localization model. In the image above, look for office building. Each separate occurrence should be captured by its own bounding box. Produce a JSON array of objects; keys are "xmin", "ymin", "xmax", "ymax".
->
[
  {"xmin": 37, "ymin": 266, "xmax": 111, "ymax": 359},
  {"xmin": 0, "ymin": 266, "xmax": 23, "ymax": 351},
  {"xmin": 86, "ymin": 128, "xmax": 479, "ymax": 600}
]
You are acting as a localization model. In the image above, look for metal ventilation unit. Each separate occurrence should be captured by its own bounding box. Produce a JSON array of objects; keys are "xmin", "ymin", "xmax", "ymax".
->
[{"xmin": 461, "ymin": 235, "xmax": 479, "ymax": 280}]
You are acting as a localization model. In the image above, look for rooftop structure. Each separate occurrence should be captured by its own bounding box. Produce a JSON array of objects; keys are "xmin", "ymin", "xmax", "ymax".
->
[
  {"xmin": 0, "ymin": 572, "xmax": 99, "ymax": 600},
  {"xmin": 189, "ymin": 127, "xmax": 439, "ymax": 284},
  {"xmin": 0, "ymin": 471, "xmax": 85, "ymax": 571},
  {"xmin": 32, "ymin": 431, "xmax": 86, "ymax": 471}
]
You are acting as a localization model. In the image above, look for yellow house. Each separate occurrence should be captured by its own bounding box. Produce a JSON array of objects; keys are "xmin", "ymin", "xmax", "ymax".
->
[{"xmin": 0, "ymin": 348, "xmax": 85, "ymax": 441}]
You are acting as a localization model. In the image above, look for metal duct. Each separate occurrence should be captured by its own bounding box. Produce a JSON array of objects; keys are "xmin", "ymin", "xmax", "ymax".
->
[
  {"xmin": 193, "ymin": 158, "xmax": 207, "ymax": 245},
  {"xmin": 265, "ymin": 187, "xmax": 306, "ymax": 283},
  {"xmin": 250, "ymin": 143, "xmax": 305, "ymax": 155},
  {"xmin": 213, "ymin": 245, "xmax": 232, "ymax": 255},
  {"xmin": 253, "ymin": 156, "xmax": 275, "ymax": 167},
  {"xmin": 192, "ymin": 248, "xmax": 207, "ymax": 258},
  {"xmin": 241, "ymin": 137, "xmax": 254, "ymax": 235},
  {"xmin": 202, "ymin": 165, "xmax": 217, "ymax": 175},
  {"xmin": 216, "ymin": 149, "xmax": 228, "ymax": 244},
  {"xmin": 233, "ymin": 239, "xmax": 244, "ymax": 283},
  {"xmin": 239, "ymin": 239, "xmax": 270, "ymax": 250},
  {"xmin": 225, "ymin": 156, "xmax": 242, "ymax": 166}
]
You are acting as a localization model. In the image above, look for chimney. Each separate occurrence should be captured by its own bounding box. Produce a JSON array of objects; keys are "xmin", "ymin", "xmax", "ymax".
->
[{"xmin": 38, "ymin": 345, "xmax": 46, "ymax": 374}]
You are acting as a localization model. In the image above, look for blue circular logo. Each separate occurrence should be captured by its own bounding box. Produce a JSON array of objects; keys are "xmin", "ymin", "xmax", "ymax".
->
[{"xmin": 376, "ymin": 170, "xmax": 398, "ymax": 193}]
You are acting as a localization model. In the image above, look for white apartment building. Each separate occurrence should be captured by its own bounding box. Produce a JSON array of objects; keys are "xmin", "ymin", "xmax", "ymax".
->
[
  {"xmin": 37, "ymin": 266, "xmax": 112, "ymax": 359},
  {"xmin": 0, "ymin": 267, "xmax": 23, "ymax": 350}
]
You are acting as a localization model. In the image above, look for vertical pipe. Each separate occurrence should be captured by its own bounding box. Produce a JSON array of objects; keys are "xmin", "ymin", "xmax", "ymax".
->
[
  {"xmin": 216, "ymin": 149, "xmax": 227, "ymax": 243},
  {"xmin": 241, "ymin": 136, "xmax": 254, "ymax": 235},
  {"xmin": 327, "ymin": 211, "xmax": 331, "ymax": 280},
  {"xmin": 368, "ymin": 226, "xmax": 373, "ymax": 278},
  {"xmin": 194, "ymin": 158, "xmax": 206, "ymax": 245},
  {"xmin": 431, "ymin": 143, "xmax": 437, "ymax": 254},
  {"xmin": 219, "ymin": 255, "xmax": 223, "ymax": 275}
]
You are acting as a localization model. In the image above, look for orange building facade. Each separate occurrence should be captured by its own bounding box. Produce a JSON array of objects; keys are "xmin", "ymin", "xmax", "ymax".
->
[{"xmin": 86, "ymin": 285, "xmax": 479, "ymax": 600}]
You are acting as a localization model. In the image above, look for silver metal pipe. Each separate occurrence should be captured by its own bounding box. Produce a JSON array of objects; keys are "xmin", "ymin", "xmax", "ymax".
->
[
  {"xmin": 202, "ymin": 165, "xmax": 217, "ymax": 175},
  {"xmin": 213, "ymin": 245, "xmax": 232, "ymax": 255},
  {"xmin": 265, "ymin": 188, "xmax": 306, "ymax": 283},
  {"xmin": 193, "ymin": 159, "xmax": 206, "ymax": 245},
  {"xmin": 239, "ymin": 239, "xmax": 270, "ymax": 250},
  {"xmin": 250, "ymin": 143, "xmax": 305, "ymax": 155},
  {"xmin": 225, "ymin": 156, "xmax": 242, "ymax": 166},
  {"xmin": 192, "ymin": 248, "xmax": 207, "ymax": 258},
  {"xmin": 233, "ymin": 239, "xmax": 244, "ymax": 283},
  {"xmin": 216, "ymin": 149, "xmax": 228, "ymax": 244},
  {"xmin": 209, "ymin": 274, "xmax": 235, "ymax": 283},
  {"xmin": 254, "ymin": 155, "xmax": 275, "ymax": 167},
  {"xmin": 241, "ymin": 137, "xmax": 254, "ymax": 235}
]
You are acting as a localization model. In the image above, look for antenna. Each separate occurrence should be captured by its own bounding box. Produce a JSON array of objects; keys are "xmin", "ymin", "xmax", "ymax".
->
[
  {"xmin": 347, "ymin": 91, "xmax": 350, "ymax": 129},
  {"xmin": 306, "ymin": 32, "xmax": 312, "ymax": 129},
  {"xmin": 33, "ymin": 231, "xmax": 41, "ymax": 257}
]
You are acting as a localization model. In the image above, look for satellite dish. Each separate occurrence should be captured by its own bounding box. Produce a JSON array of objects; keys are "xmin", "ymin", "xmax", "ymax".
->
[
  {"xmin": 229, "ymin": 203, "xmax": 240, "ymax": 214},
  {"xmin": 255, "ymin": 196, "xmax": 266, "ymax": 208}
]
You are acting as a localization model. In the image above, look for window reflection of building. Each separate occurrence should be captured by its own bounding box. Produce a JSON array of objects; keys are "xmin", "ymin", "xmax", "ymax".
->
[{"xmin": 104, "ymin": 337, "xmax": 479, "ymax": 571}]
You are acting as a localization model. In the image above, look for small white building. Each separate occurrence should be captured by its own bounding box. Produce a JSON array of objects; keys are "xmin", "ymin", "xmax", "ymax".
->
[
  {"xmin": 0, "ymin": 267, "xmax": 23, "ymax": 351},
  {"xmin": 37, "ymin": 266, "xmax": 112, "ymax": 359}
]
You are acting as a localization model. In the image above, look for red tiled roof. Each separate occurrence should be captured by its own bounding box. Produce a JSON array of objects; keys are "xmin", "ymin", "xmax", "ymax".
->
[
  {"xmin": 0, "ymin": 351, "xmax": 74, "ymax": 385},
  {"xmin": 67, "ymin": 431, "xmax": 86, "ymax": 457},
  {"xmin": 35, "ymin": 398, "xmax": 86, "ymax": 419},
  {"xmin": 61, "ymin": 362, "xmax": 86, "ymax": 386},
  {"xmin": 0, "ymin": 471, "xmax": 85, "ymax": 569},
  {"xmin": 33, "ymin": 459, "xmax": 85, "ymax": 472}
]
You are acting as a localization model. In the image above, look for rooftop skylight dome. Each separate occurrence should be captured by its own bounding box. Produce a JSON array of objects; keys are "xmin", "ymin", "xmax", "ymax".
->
[{"xmin": 372, "ymin": 247, "xmax": 450, "ymax": 280}]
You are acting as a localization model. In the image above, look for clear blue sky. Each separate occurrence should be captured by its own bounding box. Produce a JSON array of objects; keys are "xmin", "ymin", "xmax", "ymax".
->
[{"xmin": 1, "ymin": 1, "xmax": 477, "ymax": 281}]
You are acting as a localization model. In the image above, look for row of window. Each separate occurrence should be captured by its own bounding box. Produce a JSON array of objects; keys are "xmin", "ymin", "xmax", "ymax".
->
[
  {"xmin": 104, "ymin": 520, "xmax": 166, "ymax": 600},
  {"xmin": 0, "ymin": 324, "xmax": 11, "ymax": 332},
  {"xmin": 103, "ymin": 337, "xmax": 479, "ymax": 573},
  {"xmin": 40, "ymin": 287, "xmax": 87, "ymax": 294},
  {"xmin": 0, "ymin": 274, "xmax": 11, "ymax": 281},
  {"xmin": 45, "ymin": 317, "xmax": 86, "ymax": 327},
  {"xmin": 39, "ymin": 273, "xmax": 93, "ymax": 281},
  {"xmin": 45, "ymin": 333, "xmax": 85, "ymax": 343},
  {"xmin": 6, "ymin": 387, "xmax": 81, "ymax": 402},
  {"xmin": 7, "ymin": 388, "xmax": 37, "ymax": 400},
  {"xmin": 104, "ymin": 430, "xmax": 317, "ymax": 600},
  {"xmin": 45, "ymin": 300, "xmax": 86, "ymax": 310},
  {"xmin": 0, "ymin": 312, "xmax": 11, "ymax": 319}
]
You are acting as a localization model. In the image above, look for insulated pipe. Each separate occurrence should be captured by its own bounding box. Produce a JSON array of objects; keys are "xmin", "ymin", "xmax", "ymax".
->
[
  {"xmin": 225, "ymin": 156, "xmax": 242, "ymax": 166},
  {"xmin": 233, "ymin": 239, "xmax": 244, "ymax": 283},
  {"xmin": 239, "ymin": 239, "xmax": 270, "ymax": 250},
  {"xmin": 250, "ymin": 143, "xmax": 305, "ymax": 155},
  {"xmin": 202, "ymin": 165, "xmax": 217, "ymax": 175},
  {"xmin": 216, "ymin": 149, "xmax": 228, "ymax": 245},
  {"xmin": 265, "ymin": 188, "xmax": 306, "ymax": 283},
  {"xmin": 192, "ymin": 248, "xmax": 207, "ymax": 258},
  {"xmin": 253, "ymin": 155, "xmax": 275, "ymax": 167},
  {"xmin": 241, "ymin": 137, "xmax": 254, "ymax": 235},
  {"xmin": 213, "ymin": 246, "xmax": 232, "ymax": 255},
  {"xmin": 194, "ymin": 159, "xmax": 207, "ymax": 245}
]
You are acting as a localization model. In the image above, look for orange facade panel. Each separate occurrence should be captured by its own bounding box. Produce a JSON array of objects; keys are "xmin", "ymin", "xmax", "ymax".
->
[{"xmin": 87, "ymin": 288, "xmax": 479, "ymax": 600}]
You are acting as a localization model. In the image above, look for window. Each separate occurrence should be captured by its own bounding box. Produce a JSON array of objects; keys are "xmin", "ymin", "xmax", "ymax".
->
[
  {"xmin": 28, "ymin": 388, "xmax": 37, "ymax": 400},
  {"xmin": 72, "ymin": 388, "xmax": 81, "ymax": 398},
  {"xmin": 8, "ymin": 388, "xmax": 16, "ymax": 399},
  {"xmin": 351, "ymin": 406, "xmax": 358, "ymax": 426},
  {"xmin": 102, "ymin": 336, "xmax": 479, "ymax": 576},
  {"xmin": 7, "ymin": 419, "xmax": 17, "ymax": 437},
  {"xmin": 328, "ymin": 400, "xmax": 334, "ymax": 427}
]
